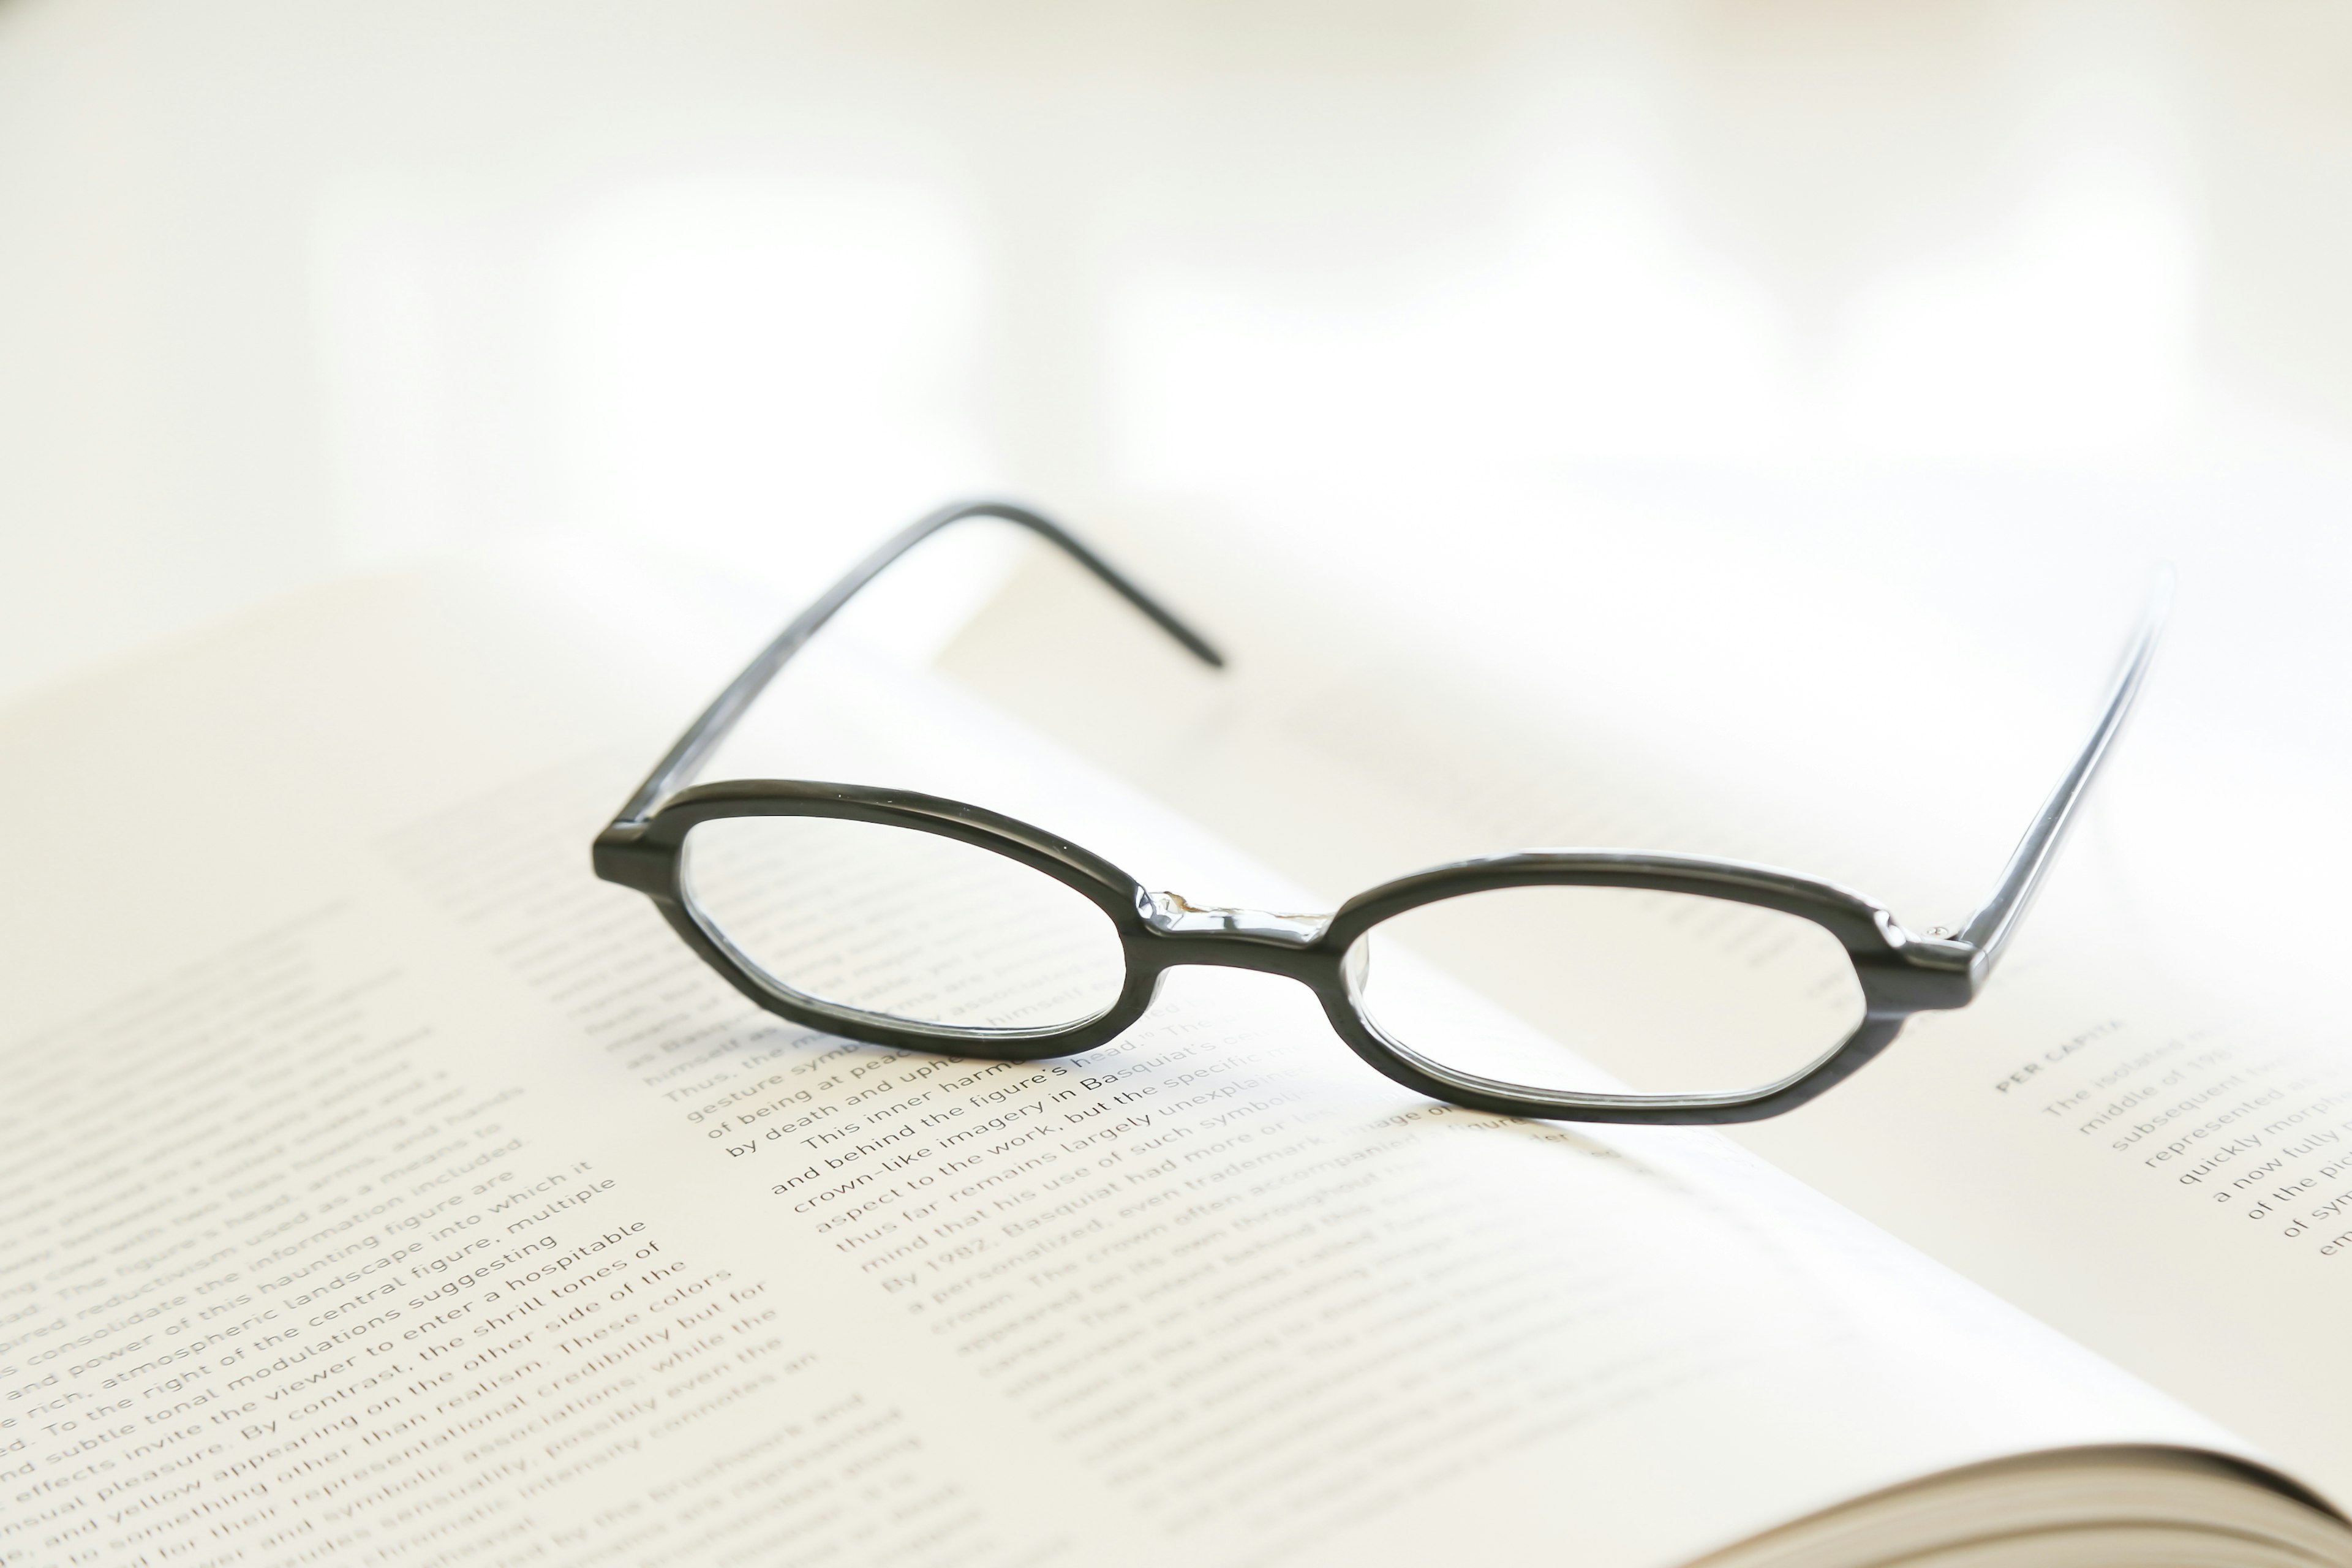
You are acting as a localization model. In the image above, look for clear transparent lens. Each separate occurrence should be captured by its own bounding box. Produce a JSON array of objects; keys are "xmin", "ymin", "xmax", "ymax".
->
[
  {"xmin": 1348, "ymin": 886, "xmax": 1866, "ymax": 1098},
  {"xmin": 683, "ymin": 815, "xmax": 1126, "ymax": 1032}
]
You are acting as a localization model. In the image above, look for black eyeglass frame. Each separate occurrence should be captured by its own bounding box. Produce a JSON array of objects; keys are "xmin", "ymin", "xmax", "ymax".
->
[{"xmin": 594, "ymin": 499, "xmax": 2166, "ymax": 1126}]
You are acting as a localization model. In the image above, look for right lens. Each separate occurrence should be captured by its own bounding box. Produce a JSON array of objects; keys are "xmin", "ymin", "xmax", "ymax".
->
[
  {"xmin": 683, "ymin": 814, "xmax": 1127, "ymax": 1033},
  {"xmin": 1346, "ymin": 884, "xmax": 1866, "ymax": 1098}
]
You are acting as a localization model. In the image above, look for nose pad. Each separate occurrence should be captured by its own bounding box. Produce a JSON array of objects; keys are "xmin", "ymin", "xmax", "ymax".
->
[
  {"xmin": 1151, "ymin": 962, "xmax": 1331, "ymax": 1031},
  {"xmin": 1342, "ymin": 935, "xmax": 1370, "ymax": 998}
]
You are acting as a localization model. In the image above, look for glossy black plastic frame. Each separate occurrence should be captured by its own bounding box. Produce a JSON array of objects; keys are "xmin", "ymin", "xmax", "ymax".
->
[{"xmin": 595, "ymin": 499, "xmax": 2167, "ymax": 1125}]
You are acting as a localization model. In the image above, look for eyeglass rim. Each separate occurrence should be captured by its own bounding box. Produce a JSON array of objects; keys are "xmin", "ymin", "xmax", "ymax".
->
[
  {"xmin": 598, "ymin": 777, "xmax": 1966, "ymax": 1124},
  {"xmin": 592, "ymin": 496, "xmax": 2165, "ymax": 1125}
]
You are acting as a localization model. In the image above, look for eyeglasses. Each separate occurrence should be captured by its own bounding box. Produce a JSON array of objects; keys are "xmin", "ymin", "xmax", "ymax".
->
[{"xmin": 594, "ymin": 500, "xmax": 2165, "ymax": 1125}]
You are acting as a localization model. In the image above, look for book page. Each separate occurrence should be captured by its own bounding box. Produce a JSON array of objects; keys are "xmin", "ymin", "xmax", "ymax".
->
[
  {"xmin": 0, "ymin": 565, "xmax": 2282, "ymax": 1568},
  {"xmin": 938, "ymin": 538, "xmax": 2352, "ymax": 1504}
]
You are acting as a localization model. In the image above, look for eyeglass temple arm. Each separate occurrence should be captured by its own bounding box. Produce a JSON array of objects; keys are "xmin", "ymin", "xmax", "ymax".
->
[
  {"xmin": 1950, "ymin": 568, "xmax": 2172, "ymax": 978},
  {"xmin": 611, "ymin": 498, "xmax": 1224, "ymax": 826}
]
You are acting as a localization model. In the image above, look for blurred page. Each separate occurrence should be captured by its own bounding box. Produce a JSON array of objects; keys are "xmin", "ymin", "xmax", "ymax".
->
[{"xmin": 939, "ymin": 538, "xmax": 2352, "ymax": 1501}]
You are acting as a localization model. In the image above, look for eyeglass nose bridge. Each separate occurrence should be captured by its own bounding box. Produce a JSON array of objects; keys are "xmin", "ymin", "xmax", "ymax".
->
[{"xmin": 1136, "ymin": 891, "xmax": 1340, "ymax": 982}]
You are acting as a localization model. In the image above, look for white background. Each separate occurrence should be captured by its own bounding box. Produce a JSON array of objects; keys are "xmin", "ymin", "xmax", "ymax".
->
[{"xmin": 5, "ymin": 0, "xmax": 2352, "ymax": 858}]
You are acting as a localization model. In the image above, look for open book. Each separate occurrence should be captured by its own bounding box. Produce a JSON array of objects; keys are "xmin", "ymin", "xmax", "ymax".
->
[{"xmin": 2, "ymin": 559, "xmax": 2348, "ymax": 1567}]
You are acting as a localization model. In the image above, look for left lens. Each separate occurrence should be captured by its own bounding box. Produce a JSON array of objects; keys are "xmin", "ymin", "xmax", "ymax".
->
[{"xmin": 684, "ymin": 814, "xmax": 1127, "ymax": 1033}]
